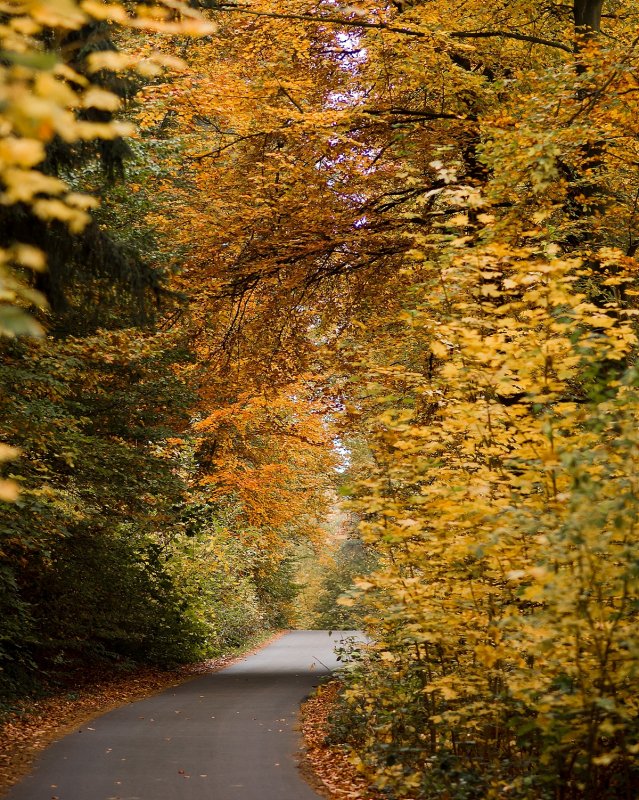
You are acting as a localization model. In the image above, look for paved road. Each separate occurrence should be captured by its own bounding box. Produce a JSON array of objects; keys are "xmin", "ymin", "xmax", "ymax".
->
[{"xmin": 6, "ymin": 630, "xmax": 360, "ymax": 800}]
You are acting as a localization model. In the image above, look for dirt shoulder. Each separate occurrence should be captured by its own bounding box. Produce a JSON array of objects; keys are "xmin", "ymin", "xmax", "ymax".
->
[{"xmin": 0, "ymin": 630, "xmax": 283, "ymax": 796}]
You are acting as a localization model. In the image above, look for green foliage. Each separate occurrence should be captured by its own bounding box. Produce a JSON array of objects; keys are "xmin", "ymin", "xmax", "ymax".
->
[
  {"xmin": 168, "ymin": 498, "xmax": 300, "ymax": 652},
  {"xmin": 0, "ymin": 332, "xmax": 198, "ymax": 692}
]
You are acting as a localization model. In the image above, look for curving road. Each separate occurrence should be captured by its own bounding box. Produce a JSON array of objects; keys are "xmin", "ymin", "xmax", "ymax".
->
[{"xmin": 6, "ymin": 630, "xmax": 359, "ymax": 800}]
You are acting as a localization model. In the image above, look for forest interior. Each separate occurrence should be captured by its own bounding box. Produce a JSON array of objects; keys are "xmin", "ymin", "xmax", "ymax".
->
[{"xmin": 1, "ymin": 0, "xmax": 639, "ymax": 798}]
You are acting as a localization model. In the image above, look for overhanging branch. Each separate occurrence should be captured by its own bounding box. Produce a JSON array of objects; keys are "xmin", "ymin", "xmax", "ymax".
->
[
  {"xmin": 209, "ymin": 4, "xmax": 572, "ymax": 53},
  {"xmin": 450, "ymin": 30, "xmax": 571, "ymax": 52}
]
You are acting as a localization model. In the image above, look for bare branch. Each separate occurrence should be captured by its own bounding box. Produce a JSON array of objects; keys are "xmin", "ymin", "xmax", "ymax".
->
[{"xmin": 189, "ymin": 130, "xmax": 270, "ymax": 161}]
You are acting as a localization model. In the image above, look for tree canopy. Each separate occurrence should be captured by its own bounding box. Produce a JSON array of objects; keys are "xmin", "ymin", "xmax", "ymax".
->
[{"xmin": 2, "ymin": 0, "xmax": 639, "ymax": 797}]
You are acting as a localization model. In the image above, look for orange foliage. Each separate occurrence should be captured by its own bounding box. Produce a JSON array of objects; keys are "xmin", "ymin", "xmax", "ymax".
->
[{"xmin": 193, "ymin": 387, "xmax": 336, "ymax": 546}]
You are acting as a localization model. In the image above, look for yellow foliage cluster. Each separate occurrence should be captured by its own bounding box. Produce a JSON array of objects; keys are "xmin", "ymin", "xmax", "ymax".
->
[{"xmin": 345, "ymin": 221, "xmax": 639, "ymax": 795}]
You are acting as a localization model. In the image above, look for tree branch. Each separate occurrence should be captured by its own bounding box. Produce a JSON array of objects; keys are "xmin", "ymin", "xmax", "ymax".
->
[
  {"xmin": 209, "ymin": 4, "xmax": 572, "ymax": 53},
  {"xmin": 450, "ymin": 30, "xmax": 572, "ymax": 52},
  {"xmin": 364, "ymin": 106, "xmax": 473, "ymax": 122},
  {"xmin": 189, "ymin": 130, "xmax": 270, "ymax": 161}
]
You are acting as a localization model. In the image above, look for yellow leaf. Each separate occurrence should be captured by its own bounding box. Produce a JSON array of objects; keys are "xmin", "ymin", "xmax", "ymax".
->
[
  {"xmin": 431, "ymin": 340, "xmax": 449, "ymax": 358},
  {"xmin": 0, "ymin": 138, "xmax": 45, "ymax": 168},
  {"xmin": 12, "ymin": 244, "xmax": 46, "ymax": 271},
  {"xmin": 1, "ymin": 169, "xmax": 66, "ymax": 203},
  {"xmin": 0, "ymin": 479, "xmax": 19, "ymax": 502},
  {"xmin": 81, "ymin": 0, "xmax": 128, "ymax": 22},
  {"xmin": 0, "ymin": 444, "xmax": 20, "ymax": 461},
  {"xmin": 82, "ymin": 87, "xmax": 121, "ymax": 111}
]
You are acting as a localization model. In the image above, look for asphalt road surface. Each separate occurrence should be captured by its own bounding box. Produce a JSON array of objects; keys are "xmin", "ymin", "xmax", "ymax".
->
[{"xmin": 6, "ymin": 630, "xmax": 360, "ymax": 800}]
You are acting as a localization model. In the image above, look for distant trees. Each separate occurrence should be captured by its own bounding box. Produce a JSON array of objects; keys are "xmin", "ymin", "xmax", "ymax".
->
[{"xmin": 312, "ymin": 538, "xmax": 377, "ymax": 630}]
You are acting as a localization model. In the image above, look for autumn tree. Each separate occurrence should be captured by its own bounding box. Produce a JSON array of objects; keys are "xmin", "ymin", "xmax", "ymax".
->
[
  {"xmin": 129, "ymin": 0, "xmax": 639, "ymax": 797},
  {"xmin": 4, "ymin": 2, "xmax": 639, "ymax": 795}
]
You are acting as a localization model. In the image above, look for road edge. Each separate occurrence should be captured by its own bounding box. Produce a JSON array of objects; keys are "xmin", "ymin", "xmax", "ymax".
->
[
  {"xmin": 298, "ymin": 680, "xmax": 380, "ymax": 800},
  {"xmin": 0, "ymin": 629, "xmax": 286, "ymax": 797}
]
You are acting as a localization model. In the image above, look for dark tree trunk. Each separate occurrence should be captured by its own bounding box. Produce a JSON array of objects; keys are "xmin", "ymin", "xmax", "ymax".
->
[{"xmin": 574, "ymin": 0, "xmax": 603, "ymax": 34}]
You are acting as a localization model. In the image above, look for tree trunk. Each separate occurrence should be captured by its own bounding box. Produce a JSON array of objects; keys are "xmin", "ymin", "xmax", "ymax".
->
[{"xmin": 574, "ymin": 0, "xmax": 603, "ymax": 34}]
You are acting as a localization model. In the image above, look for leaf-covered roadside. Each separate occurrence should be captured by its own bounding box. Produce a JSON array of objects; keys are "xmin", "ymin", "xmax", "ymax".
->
[{"xmin": 300, "ymin": 680, "xmax": 379, "ymax": 800}]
